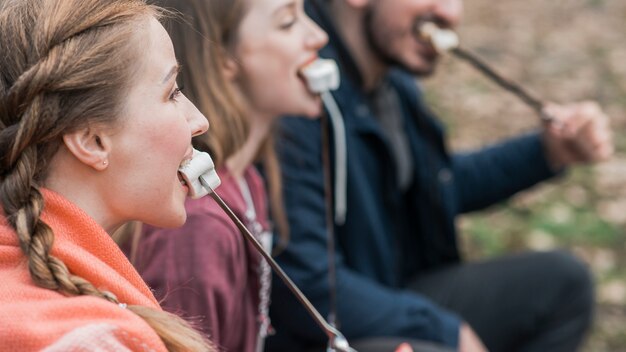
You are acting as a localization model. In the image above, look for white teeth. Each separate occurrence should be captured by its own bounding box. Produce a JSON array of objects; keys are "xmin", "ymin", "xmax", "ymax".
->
[{"xmin": 179, "ymin": 158, "xmax": 191, "ymax": 169}]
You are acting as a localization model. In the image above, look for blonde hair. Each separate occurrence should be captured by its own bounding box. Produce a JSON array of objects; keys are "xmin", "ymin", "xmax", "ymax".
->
[{"xmin": 0, "ymin": 0, "xmax": 212, "ymax": 350}]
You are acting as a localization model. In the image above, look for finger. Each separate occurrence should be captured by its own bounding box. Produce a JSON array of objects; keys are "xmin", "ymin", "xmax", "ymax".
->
[
  {"xmin": 542, "ymin": 105, "xmax": 571, "ymax": 137},
  {"xmin": 592, "ymin": 142, "xmax": 614, "ymax": 161},
  {"xmin": 571, "ymin": 102, "xmax": 606, "ymax": 130},
  {"xmin": 576, "ymin": 116, "xmax": 612, "ymax": 151},
  {"xmin": 542, "ymin": 103, "xmax": 566, "ymax": 128},
  {"xmin": 563, "ymin": 112, "xmax": 593, "ymax": 137},
  {"xmin": 553, "ymin": 101, "xmax": 606, "ymax": 137},
  {"xmin": 395, "ymin": 343, "xmax": 414, "ymax": 352},
  {"xmin": 570, "ymin": 135, "xmax": 612, "ymax": 162}
]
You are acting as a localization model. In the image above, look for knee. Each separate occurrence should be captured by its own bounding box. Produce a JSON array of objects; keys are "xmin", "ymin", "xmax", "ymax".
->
[{"xmin": 542, "ymin": 250, "xmax": 595, "ymax": 314}]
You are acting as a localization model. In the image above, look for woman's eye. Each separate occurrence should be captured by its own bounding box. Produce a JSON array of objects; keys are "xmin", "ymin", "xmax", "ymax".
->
[
  {"xmin": 280, "ymin": 17, "xmax": 297, "ymax": 30},
  {"xmin": 169, "ymin": 86, "xmax": 184, "ymax": 102}
]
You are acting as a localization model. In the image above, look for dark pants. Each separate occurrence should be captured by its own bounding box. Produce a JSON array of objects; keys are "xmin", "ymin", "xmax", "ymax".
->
[{"xmin": 409, "ymin": 250, "xmax": 594, "ymax": 352}]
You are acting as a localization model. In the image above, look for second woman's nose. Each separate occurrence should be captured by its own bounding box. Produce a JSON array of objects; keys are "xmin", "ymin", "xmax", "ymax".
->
[{"xmin": 304, "ymin": 16, "xmax": 328, "ymax": 51}]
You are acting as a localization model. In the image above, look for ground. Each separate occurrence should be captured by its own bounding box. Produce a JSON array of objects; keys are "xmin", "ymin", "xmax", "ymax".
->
[{"xmin": 422, "ymin": 0, "xmax": 626, "ymax": 350}]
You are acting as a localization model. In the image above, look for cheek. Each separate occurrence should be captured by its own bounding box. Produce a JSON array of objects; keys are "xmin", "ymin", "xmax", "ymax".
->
[
  {"xmin": 241, "ymin": 41, "xmax": 297, "ymax": 82},
  {"xmin": 139, "ymin": 117, "xmax": 190, "ymax": 178},
  {"xmin": 238, "ymin": 40, "xmax": 314, "ymax": 113},
  {"xmin": 160, "ymin": 120, "xmax": 189, "ymax": 150},
  {"xmin": 243, "ymin": 60, "xmax": 294, "ymax": 105}
]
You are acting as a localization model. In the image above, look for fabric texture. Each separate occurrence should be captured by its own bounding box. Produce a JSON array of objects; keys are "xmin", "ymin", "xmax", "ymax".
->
[
  {"xmin": 408, "ymin": 250, "xmax": 594, "ymax": 352},
  {"xmin": 266, "ymin": 1, "xmax": 558, "ymax": 350},
  {"xmin": 130, "ymin": 166, "xmax": 270, "ymax": 352},
  {"xmin": 0, "ymin": 188, "xmax": 166, "ymax": 351}
]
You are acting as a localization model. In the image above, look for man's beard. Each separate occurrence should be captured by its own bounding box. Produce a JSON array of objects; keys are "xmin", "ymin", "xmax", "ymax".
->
[{"xmin": 363, "ymin": 8, "xmax": 438, "ymax": 77}]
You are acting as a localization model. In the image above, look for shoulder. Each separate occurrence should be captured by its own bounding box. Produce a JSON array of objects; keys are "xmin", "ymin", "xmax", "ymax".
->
[{"xmin": 0, "ymin": 290, "xmax": 165, "ymax": 351}]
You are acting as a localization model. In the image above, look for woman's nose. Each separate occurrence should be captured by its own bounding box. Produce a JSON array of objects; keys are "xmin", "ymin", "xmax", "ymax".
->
[
  {"xmin": 186, "ymin": 98, "xmax": 209, "ymax": 137},
  {"xmin": 304, "ymin": 16, "xmax": 328, "ymax": 50}
]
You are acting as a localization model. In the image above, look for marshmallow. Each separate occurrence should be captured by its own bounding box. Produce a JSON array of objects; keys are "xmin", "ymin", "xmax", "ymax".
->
[
  {"xmin": 178, "ymin": 149, "xmax": 221, "ymax": 199},
  {"xmin": 300, "ymin": 59, "xmax": 340, "ymax": 93},
  {"xmin": 420, "ymin": 22, "xmax": 460, "ymax": 53}
]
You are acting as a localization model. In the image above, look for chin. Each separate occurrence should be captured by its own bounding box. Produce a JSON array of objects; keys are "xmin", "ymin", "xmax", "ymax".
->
[
  {"xmin": 169, "ymin": 209, "xmax": 188, "ymax": 227},
  {"xmin": 304, "ymin": 107, "xmax": 322, "ymax": 119},
  {"xmin": 407, "ymin": 57, "xmax": 440, "ymax": 77},
  {"xmin": 300, "ymin": 98, "xmax": 324, "ymax": 119},
  {"xmin": 148, "ymin": 209, "xmax": 187, "ymax": 228}
]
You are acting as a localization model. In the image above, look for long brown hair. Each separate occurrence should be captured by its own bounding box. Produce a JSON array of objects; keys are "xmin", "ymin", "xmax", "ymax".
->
[
  {"xmin": 156, "ymin": 0, "xmax": 290, "ymax": 248},
  {"xmin": 0, "ymin": 0, "xmax": 212, "ymax": 350}
]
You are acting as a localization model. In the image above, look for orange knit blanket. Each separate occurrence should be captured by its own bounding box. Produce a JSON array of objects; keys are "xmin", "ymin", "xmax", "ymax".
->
[{"xmin": 0, "ymin": 189, "xmax": 167, "ymax": 351}]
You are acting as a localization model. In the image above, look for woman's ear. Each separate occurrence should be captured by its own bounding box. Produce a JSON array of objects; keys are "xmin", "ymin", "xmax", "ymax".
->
[
  {"xmin": 222, "ymin": 50, "xmax": 239, "ymax": 82},
  {"xmin": 62, "ymin": 126, "xmax": 112, "ymax": 171}
]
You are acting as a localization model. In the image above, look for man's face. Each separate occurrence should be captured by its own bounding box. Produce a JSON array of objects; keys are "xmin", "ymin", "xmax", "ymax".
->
[{"xmin": 364, "ymin": 0, "xmax": 463, "ymax": 76}]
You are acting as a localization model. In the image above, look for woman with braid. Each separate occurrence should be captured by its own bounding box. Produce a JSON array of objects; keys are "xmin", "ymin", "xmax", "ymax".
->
[{"xmin": 0, "ymin": 0, "xmax": 214, "ymax": 350}]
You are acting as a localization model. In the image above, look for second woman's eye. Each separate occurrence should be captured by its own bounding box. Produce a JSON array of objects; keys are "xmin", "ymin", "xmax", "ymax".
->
[
  {"xmin": 169, "ymin": 85, "xmax": 184, "ymax": 102},
  {"xmin": 279, "ymin": 16, "xmax": 297, "ymax": 30}
]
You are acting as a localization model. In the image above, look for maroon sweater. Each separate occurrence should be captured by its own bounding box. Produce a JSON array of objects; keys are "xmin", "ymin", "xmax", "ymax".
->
[{"xmin": 130, "ymin": 167, "xmax": 270, "ymax": 352}]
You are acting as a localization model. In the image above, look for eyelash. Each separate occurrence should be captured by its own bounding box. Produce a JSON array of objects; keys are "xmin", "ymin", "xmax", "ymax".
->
[
  {"xmin": 169, "ymin": 85, "xmax": 184, "ymax": 102},
  {"xmin": 280, "ymin": 16, "xmax": 297, "ymax": 30}
]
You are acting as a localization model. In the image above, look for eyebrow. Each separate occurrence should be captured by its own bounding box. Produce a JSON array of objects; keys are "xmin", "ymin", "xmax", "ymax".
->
[
  {"xmin": 161, "ymin": 64, "xmax": 181, "ymax": 84},
  {"xmin": 273, "ymin": 1, "xmax": 296, "ymax": 16}
]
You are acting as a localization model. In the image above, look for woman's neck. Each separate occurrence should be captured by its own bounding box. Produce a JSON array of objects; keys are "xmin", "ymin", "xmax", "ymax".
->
[{"xmin": 225, "ymin": 112, "xmax": 272, "ymax": 180}]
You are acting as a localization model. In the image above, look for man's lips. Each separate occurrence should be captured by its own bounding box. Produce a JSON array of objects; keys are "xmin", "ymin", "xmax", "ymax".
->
[{"xmin": 415, "ymin": 40, "xmax": 438, "ymax": 61}]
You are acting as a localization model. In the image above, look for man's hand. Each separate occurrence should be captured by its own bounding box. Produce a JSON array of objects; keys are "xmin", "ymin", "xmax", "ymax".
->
[
  {"xmin": 459, "ymin": 323, "xmax": 488, "ymax": 352},
  {"xmin": 542, "ymin": 101, "xmax": 613, "ymax": 171}
]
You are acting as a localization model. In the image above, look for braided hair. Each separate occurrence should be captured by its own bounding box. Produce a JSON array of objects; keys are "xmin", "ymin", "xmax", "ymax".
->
[{"xmin": 0, "ymin": 0, "xmax": 212, "ymax": 350}]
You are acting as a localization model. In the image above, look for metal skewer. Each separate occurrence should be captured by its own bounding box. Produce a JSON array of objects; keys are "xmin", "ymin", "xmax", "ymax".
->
[
  {"xmin": 201, "ymin": 178, "xmax": 356, "ymax": 352},
  {"xmin": 450, "ymin": 46, "xmax": 553, "ymax": 122},
  {"xmin": 416, "ymin": 22, "xmax": 555, "ymax": 123}
]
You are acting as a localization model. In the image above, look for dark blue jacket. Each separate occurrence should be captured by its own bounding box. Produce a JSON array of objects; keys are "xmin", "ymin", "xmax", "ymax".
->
[{"xmin": 267, "ymin": 3, "xmax": 556, "ymax": 350}]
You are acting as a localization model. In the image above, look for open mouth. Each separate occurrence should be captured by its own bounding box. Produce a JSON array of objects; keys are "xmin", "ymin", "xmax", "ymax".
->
[
  {"xmin": 297, "ymin": 56, "xmax": 321, "ymax": 88},
  {"xmin": 297, "ymin": 71, "xmax": 309, "ymax": 89},
  {"xmin": 177, "ymin": 171, "xmax": 187, "ymax": 186},
  {"xmin": 178, "ymin": 158, "xmax": 192, "ymax": 187}
]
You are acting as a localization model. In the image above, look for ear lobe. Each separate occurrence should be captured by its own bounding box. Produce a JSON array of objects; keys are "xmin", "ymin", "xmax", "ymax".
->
[{"xmin": 62, "ymin": 127, "xmax": 111, "ymax": 171}]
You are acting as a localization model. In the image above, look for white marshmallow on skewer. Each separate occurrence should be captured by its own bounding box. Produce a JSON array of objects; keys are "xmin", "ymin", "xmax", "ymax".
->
[
  {"xmin": 300, "ymin": 58, "xmax": 340, "ymax": 93},
  {"xmin": 420, "ymin": 22, "xmax": 460, "ymax": 53},
  {"xmin": 178, "ymin": 149, "xmax": 221, "ymax": 199}
]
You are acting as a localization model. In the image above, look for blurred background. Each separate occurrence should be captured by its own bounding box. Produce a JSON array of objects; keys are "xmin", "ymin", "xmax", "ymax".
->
[{"xmin": 421, "ymin": 0, "xmax": 626, "ymax": 350}]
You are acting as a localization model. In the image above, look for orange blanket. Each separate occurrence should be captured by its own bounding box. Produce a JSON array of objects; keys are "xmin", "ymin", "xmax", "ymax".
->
[{"xmin": 0, "ymin": 189, "xmax": 167, "ymax": 351}]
